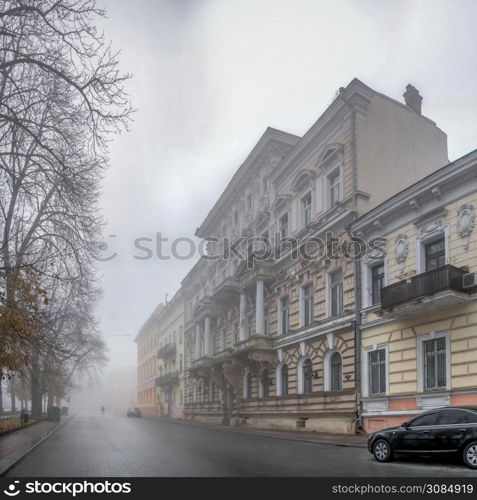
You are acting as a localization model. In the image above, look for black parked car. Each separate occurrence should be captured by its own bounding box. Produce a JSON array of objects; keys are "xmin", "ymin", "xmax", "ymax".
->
[
  {"xmin": 368, "ymin": 406, "xmax": 477, "ymax": 468},
  {"xmin": 127, "ymin": 407, "xmax": 142, "ymax": 418}
]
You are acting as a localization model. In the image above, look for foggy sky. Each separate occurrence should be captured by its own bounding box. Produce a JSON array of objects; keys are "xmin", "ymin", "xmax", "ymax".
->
[{"xmin": 96, "ymin": 0, "xmax": 477, "ymax": 370}]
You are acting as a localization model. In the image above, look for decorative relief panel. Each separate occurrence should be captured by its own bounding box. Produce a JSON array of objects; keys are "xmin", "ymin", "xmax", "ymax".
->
[
  {"xmin": 457, "ymin": 204, "xmax": 475, "ymax": 250},
  {"xmin": 394, "ymin": 235, "xmax": 408, "ymax": 277}
]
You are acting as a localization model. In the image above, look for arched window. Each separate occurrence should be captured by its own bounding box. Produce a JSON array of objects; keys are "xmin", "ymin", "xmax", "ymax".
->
[
  {"xmin": 259, "ymin": 368, "xmax": 269, "ymax": 398},
  {"xmin": 302, "ymin": 358, "xmax": 313, "ymax": 394},
  {"xmin": 330, "ymin": 352, "xmax": 342, "ymax": 391},
  {"xmin": 278, "ymin": 364, "xmax": 288, "ymax": 396},
  {"xmin": 243, "ymin": 369, "xmax": 252, "ymax": 399}
]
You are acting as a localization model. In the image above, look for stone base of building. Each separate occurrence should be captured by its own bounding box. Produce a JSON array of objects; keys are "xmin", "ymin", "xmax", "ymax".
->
[
  {"xmin": 185, "ymin": 414, "xmax": 225, "ymax": 425},
  {"xmin": 244, "ymin": 415, "xmax": 356, "ymax": 434},
  {"xmin": 362, "ymin": 391, "xmax": 477, "ymax": 433},
  {"xmin": 139, "ymin": 406, "xmax": 157, "ymax": 418}
]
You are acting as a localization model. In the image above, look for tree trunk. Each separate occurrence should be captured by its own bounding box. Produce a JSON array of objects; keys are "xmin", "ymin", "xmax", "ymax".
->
[
  {"xmin": 0, "ymin": 376, "xmax": 3, "ymax": 412},
  {"xmin": 47, "ymin": 392, "xmax": 54, "ymax": 410},
  {"xmin": 30, "ymin": 352, "xmax": 42, "ymax": 417},
  {"xmin": 10, "ymin": 376, "xmax": 16, "ymax": 411}
]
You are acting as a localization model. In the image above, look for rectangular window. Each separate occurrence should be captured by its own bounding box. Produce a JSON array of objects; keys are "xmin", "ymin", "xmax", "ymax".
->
[
  {"xmin": 279, "ymin": 213, "xmax": 289, "ymax": 239},
  {"xmin": 371, "ymin": 263, "xmax": 385, "ymax": 305},
  {"xmin": 232, "ymin": 322, "xmax": 239, "ymax": 345},
  {"xmin": 220, "ymin": 329, "xmax": 225, "ymax": 351},
  {"xmin": 424, "ymin": 238, "xmax": 446, "ymax": 271},
  {"xmin": 247, "ymin": 193, "xmax": 253, "ymax": 211},
  {"xmin": 368, "ymin": 348, "xmax": 386, "ymax": 395},
  {"xmin": 280, "ymin": 295, "xmax": 290, "ymax": 335},
  {"xmin": 262, "ymin": 177, "xmax": 268, "ymax": 193},
  {"xmin": 264, "ymin": 306, "xmax": 269, "ymax": 335},
  {"xmin": 423, "ymin": 337, "xmax": 447, "ymax": 390},
  {"xmin": 246, "ymin": 312, "xmax": 253, "ymax": 338},
  {"xmin": 329, "ymin": 270, "xmax": 344, "ymax": 316},
  {"xmin": 328, "ymin": 170, "xmax": 341, "ymax": 206},
  {"xmin": 302, "ymin": 284, "xmax": 314, "ymax": 326},
  {"xmin": 302, "ymin": 192, "xmax": 312, "ymax": 227}
]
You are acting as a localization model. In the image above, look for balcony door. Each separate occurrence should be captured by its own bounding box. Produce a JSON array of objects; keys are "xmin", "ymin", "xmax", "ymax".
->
[{"xmin": 424, "ymin": 238, "xmax": 446, "ymax": 271}]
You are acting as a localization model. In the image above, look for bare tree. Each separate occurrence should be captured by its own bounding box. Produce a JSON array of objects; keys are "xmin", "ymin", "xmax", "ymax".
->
[{"xmin": 0, "ymin": 1, "xmax": 131, "ymax": 415}]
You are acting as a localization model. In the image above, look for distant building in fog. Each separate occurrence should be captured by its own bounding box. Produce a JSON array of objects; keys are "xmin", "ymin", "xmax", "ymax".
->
[{"xmin": 135, "ymin": 290, "xmax": 185, "ymax": 418}]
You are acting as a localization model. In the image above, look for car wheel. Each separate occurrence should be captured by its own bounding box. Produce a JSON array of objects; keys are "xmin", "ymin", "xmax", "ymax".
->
[
  {"xmin": 373, "ymin": 439, "xmax": 392, "ymax": 462},
  {"xmin": 463, "ymin": 442, "xmax": 477, "ymax": 469}
]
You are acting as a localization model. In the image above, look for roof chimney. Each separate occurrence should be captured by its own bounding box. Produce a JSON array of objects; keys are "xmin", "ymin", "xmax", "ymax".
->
[{"xmin": 403, "ymin": 84, "xmax": 422, "ymax": 115}]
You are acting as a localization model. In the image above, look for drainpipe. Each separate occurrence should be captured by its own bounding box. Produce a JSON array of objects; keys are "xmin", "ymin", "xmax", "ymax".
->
[
  {"xmin": 340, "ymin": 87, "xmax": 363, "ymax": 431},
  {"xmin": 346, "ymin": 223, "xmax": 363, "ymax": 432}
]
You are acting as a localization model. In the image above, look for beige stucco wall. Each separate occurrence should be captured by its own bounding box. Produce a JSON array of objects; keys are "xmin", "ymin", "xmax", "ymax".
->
[{"xmin": 356, "ymin": 94, "xmax": 448, "ymax": 212}]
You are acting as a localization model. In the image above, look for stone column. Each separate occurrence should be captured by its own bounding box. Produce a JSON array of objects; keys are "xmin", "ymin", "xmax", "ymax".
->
[
  {"xmin": 239, "ymin": 293, "xmax": 247, "ymax": 341},
  {"xmin": 255, "ymin": 279, "xmax": 265, "ymax": 335},
  {"xmin": 204, "ymin": 315, "xmax": 211, "ymax": 356}
]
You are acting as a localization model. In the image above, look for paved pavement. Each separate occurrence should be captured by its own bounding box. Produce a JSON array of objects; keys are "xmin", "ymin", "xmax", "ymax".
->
[
  {"xmin": 5, "ymin": 412, "xmax": 476, "ymax": 477},
  {"xmin": 0, "ymin": 420, "xmax": 59, "ymax": 475}
]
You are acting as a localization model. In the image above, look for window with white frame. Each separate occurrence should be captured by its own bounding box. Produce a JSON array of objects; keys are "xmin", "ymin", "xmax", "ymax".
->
[
  {"xmin": 416, "ymin": 222, "xmax": 449, "ymax": 274},
  {"xmin": 243, "ymin": 369, "xmax": 252, "ymax": 399},
  {"xmin": 424, "ymin": 237, "xmax": 446, "ymax": 271},
  {"xmin": 232, "ymin": 322, "xmax": 239, "ymax": 345},
  {"xmin": 327, "ymin": 169, "xmax": 341, "ymax": 207},
  {"xmin": 370, "ymin": 262, "xmax": 385, "ymax": 306},
  {"xmin": 246, "ymin": 312, "xmax": 253, "ymax": 338},
  {"xmin": 301, "ymin": 284, "xmax": 314, "ymax": 327},
  {"xmin": 247, "ymin": 193, "xmax": 253, "ymax": 212},
  {"xmin": 219, "ymin": 329, "xmax": 225, "ymax": 351},
  {"xmin": 302, "ymin": 358, "xmax": 313, "ymax": 394},
  {"xmin": 422, "ymin": 334, "xmax": 448, "ymax": 391},
  {"xmin": 330, "ymin": 352, "xmax": 342, "ymax": 391},
  {"xmin": 329, "ymin": 269, "xmax": 343, "ymax": 316},
  {"xmin": 259, "ymin": 368, "xmax": 269, "ymax": 398},
  {"xmin": 302, "ymin": 192, "xmax": 312, "ymax": 228},
  {"xmin": 279, "ymin": 212, "xmax": 289, "ymax": 239},
  {"xmin": 367, "ymin": 347, "xmax": 387, "ymax": 395},
  {"xmin": 277, "ymin": 363, "xmax": 288, "ymax": 396},
  {"xmin": 279, "ymin": 295, "xmax": 290, "ymax": 335}
]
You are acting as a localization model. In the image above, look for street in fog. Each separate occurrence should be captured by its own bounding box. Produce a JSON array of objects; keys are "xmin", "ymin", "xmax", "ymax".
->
[{"xmin": 6, "ymin": 414, "xmax": 476, "ymax": 477}]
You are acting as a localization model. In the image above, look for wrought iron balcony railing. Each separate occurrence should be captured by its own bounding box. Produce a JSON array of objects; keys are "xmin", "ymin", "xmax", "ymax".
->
[
  {"xmin": 157, "ymin": 343, "xmax": 176, "ymax": 360},
  {"xmin": 380, "ymin": 265, "xmax": 468, "ymax": 310},
  {"xmin": 155, "ymin": 370, "xmax": 179, "ymax": 387}
]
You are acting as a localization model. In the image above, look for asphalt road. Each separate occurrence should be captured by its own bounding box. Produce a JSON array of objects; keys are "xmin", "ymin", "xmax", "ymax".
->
[{"xmin": 6, "ymin": 413, "xmax": 477, "ymax": 477}]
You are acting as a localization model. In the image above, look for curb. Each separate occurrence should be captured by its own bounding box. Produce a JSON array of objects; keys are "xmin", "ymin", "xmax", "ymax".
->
[
  {"xmin": 141, "ymin": 414, "xmax": 368, "ymax": 449},
  {"xmin": 0, "ymin": 414, "xmax": 74, "ymax": 476}
]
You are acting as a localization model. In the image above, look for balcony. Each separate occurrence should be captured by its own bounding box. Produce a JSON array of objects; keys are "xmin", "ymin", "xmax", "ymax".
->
[
  {"xmin": 157, "ymin": 343, "xmax": 176, "ymax": 360},
  {"xmin": 233, "ymin": 335, "xmax": 274, "ymax": 364},
  {"xmin": 380, "ymin": 265, "xmax": 471, "ymax": 318},
  {"xmin": 155, "ymin": 370, "xmax": 179, "ymax": 389},
  {"xmin": 210, "ymin": 277, "xmax": 240, "ymax": 306}
]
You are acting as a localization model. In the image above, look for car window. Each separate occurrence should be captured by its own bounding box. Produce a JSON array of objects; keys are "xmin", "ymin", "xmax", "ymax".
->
[
  {"xmin": 409, "ymin": 412, "xmax": 439, "ymax": 427},
  {"xmin": 465, "ymin": 411, "xmax": 477, "ymax": 423},
  {"xmin": 438, "ymin": 409, "xmax": 469, "ymax": 425}
]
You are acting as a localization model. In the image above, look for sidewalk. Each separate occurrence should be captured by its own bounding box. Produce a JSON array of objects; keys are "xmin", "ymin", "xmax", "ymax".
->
[
  {"xmin": 0, "ymin": 420, "xmax": 62, "ymax": 475},
  {"xmin": 152, "ymin": 416, "xmax": 369, "ymax": 448}
]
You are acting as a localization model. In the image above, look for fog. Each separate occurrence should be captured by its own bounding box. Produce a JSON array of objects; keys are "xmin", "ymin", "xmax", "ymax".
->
[{"xmin": 72, "ymin": 0, "xmax": 477, "ymax": 405}]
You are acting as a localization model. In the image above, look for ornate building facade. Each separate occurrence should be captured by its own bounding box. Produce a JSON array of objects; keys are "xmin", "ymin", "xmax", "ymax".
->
[
  {"xmin": 352, "ymin": 149, "xmax": 477, "ymax": 433},
  {"xmin": 135, "ymin": 291, "xmax": 185, "ymax": 419},
  {"xmin": 180, "ymin": 78, "xmax": 449, "ymax": 433}
]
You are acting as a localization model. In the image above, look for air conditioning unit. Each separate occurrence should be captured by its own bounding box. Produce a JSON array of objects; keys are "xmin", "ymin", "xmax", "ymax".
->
[{"xmin": 463, "ymin": 272, "xmax": 477, "ymax": 290}]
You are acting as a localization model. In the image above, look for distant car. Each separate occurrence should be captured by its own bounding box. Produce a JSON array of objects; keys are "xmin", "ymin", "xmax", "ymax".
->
[
  {"xmin": 368, "ymin": 406, "xmax": 477, "ymax": 469},
  {"xmin": 127, "ymin": 407, "xmax": 142, "ymax": 418}
]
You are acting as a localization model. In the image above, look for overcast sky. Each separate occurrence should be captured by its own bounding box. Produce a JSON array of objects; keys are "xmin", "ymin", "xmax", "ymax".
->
[{"xmin": 95, "ymin": 0, "xmax": 477, "ymax": 370}]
